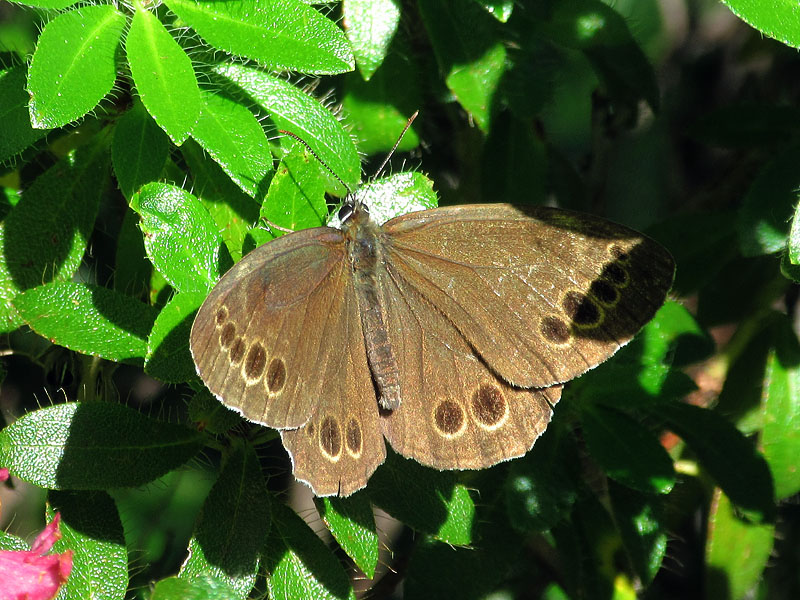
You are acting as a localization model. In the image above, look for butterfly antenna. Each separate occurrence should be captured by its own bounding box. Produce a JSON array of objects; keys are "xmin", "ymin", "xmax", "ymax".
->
[
  {"xmin": 372, "ymin": 110, "xmax": 419, "ymax": 180},
  {"xmin": 278, "ymin": 129, "xmax": 353, "ymax": 195}
]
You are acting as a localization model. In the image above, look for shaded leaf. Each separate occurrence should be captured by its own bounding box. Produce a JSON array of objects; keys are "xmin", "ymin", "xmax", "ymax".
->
[
  {"xmin": 263, "ymin": 502, "xmax": 355, "ymax": 600},
  {"xmin": 146, "ymin": 291, "xmax": 206, "ymax": 383},
  {"xmin": 705, "ymin": 488, "xmax": 775, "ymax": 600},
  {"xmin": 180, "ymin": 442, "xmax": 270, "ymax": 598},
  {"xmin": 14, "ymin": 282, "xmax": 158, "ymax": 364},
  {"xmin": 316, "ymin": 493, "xmax": 378, "ymax": 578},
  {"xmin": 48, "ymin": 490, "xmax": 128, "ymax": 600},
  {"xmin": 0, "ymin": 402, "xmax": 204, "ymax": 490},
  {"xmin": 368, "ymin": 450, "xmax": 474, "ymax": 546},
  {"xmin": 112, "ymin": 100, "xmax": 170, "ymax": 199}
]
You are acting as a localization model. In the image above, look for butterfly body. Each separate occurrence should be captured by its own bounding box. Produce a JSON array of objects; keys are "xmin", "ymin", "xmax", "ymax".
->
[
  {"xmin": 191, "ymin": 201, "xmax": 674, "ymax": 496},
  {"xmin": 344, "ymin": 205, "xmax": 402, "ymax": 411}
]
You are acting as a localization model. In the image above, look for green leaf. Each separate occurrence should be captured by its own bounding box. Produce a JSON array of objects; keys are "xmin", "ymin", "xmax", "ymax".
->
[
  {"xmin": 737, "ymin": 144, "xmax": 800, "ymax": 256},
  {"xmin": 19, "ymin": 0, "xmax": 80, "ymax": 8},
  {"xmin": 212, "ymin": 63, "xmax": 361, "ymax": 191},
  {"xmin": 146, "ymin": 291, "xmax": 206, "ymax": 383},
  {"xmin": 481, "ymin": 111, "xmax": 547, "ymax": 206},
  {"xmin": 481, "ymin": 0, "xmax": 514, "ymax": 22},
  {"xmin": 188, "ymin": 388, "xmax": 242, "ymax": 435},
  {"xmin": 14, "ymin": 281, "xmax": 157, "ymax": 364},
  {"xmin": 258, "ymin": 148, "xmax": 330, "ymax": 240},
  {"xmin": 165, "ymin": 0, "xmax": 354, "ymax": 75},
  {"xmin": 780, "ymin": 250, "xmax": 800, "ymax": 282},
  {"xmin": 131, "ymin": 182, "xmax": 230, "ymax": 293},
  {"xmin": 0, "ymin": 529, "xmax": 28, "ymax": 552},
  {"xmin": 48, "ymin": 490, "xmax": 128, "ymax": 600},
  {"xmin": 543, "ymin": 0, "xmax": 659, "ymax": 110},
  {"xmin": 263, "ymin": 502, "xmax": 355, "ymax": 600},
  {"xmin": 580, "ymin": 404, "xmax": 676, "ymax": 495},
  {"xmin": 0, "ymin": 65, "xmax": 48, "ymax": 161},
  {"xmin": 181, "ymin": 139, "xmax": 260, "ymax": 263},
  {"xmin": 645, "ymin": 300, "xmax": 715, "ymax": 369},
  {"xmin": 608, "ymin": 480, "xmax": 667, "ymax": 585},
  {"xmin": 504, "ymin": 425, "xmax": 579, "ymax": 533},
  {"xmin": 418, "ymin": 0, "xmax": 506, "ymax": 130},
  {"xmin": 126, "ymin": 5, "xmax": 201, "ymax": 144},
  {"xmin": 112, "ymin": 100, "xmax": 170, "ymax": 199},
  {"xmin": 191, "ymin": 91, "xmax": 274, "ymax": 200},
  {"xmin": 760, "ymin": 315, "xmax": 800, "ymax": 499},
  {"xmin": 0, "ymin": 402, "xmax": 204, "ymax": 489},
  {"xmin": 315, "ymin": 493, "xmax": 378, "ymax": 578},
  {"xmin": 27, "ymin": 5, "xmax": 126, "ymax": 129},
  {"xmin": 328, "ymin": 172, "xmax": 438, "ymax": 229},
  {"xmin": 340, "ymin": 50, "xmax": 421, "ymax": 155},
  {"xmin": 180, "ymin": 442, "xmax": 270, "ymax": 598},
  {"xmin": 649, "ymin": 402, "xmax": 776, "ymax": 523},
  {"xmin": 721, "ymin": 0, "xmax": 800, "ymax": 49},
  {"xmin": 368, "ymin": 450, "xmax": 474, "ymax": 546},
  {"xmin": 705, "ymin": 489, "xmax": 775, "ymax": 599},
  {"xmin": 152, "ymin": 576, "xmax": 237, "ymax": 600},
  {"xmin": 343, "ymin": 0, "xmax": 401, "ymax": 79},
  {"xmin": 0, "ymin": 137, "xmax": 109, "ymax": 332},
  {"xmin": 788, "ymin": 197, "xmax": 800, "ymax": 264}
]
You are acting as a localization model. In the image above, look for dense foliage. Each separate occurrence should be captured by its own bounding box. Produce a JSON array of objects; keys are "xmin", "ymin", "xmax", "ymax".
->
[{"xmin": 1, "ymin": 0, "xmax": 799, "ymax": 598}]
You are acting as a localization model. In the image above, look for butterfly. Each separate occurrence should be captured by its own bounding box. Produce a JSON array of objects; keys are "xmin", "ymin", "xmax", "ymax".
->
[{"xmin": 190, "ymin": 174, "xmax": 674, "ymax": 496}]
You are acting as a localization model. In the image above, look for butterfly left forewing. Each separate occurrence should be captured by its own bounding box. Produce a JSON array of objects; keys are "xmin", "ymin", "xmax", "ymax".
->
[
  {"xmin": 190, "ymin": 227, "xmax": 386, "ymax": 496},
  {"xmin": 382, "ymin": 204, "xmax": 674, "ymax": 389}
]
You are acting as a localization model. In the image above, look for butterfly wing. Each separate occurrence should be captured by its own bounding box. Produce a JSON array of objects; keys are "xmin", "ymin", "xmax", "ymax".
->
[
  {"xmin": 190, "ymin": 227, "xmax": 386, "ymax": 495},
  {"xmin": 281, "ymin": 277, "xmax": 387, "ymax": 496},
  {"xmin": 372, "ymin": 257, "xmax": 561, "ymax": 468},
  {"xmin": 381, "ymin": 204, "xmax": 675, "ymax": 389}
]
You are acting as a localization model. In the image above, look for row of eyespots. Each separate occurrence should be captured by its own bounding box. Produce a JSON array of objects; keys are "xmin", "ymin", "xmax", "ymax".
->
[
  {"xmin": 215, "ymin": 306, "xmax": 287, "ymax": 393},
  {"xmin": 539, "ymin": 242, "xmax": 631, "ymax": 345},
  {"xmin": 306, "ymin": 415, "xmax": 364, "ymax": 461},
  {"xmin": 432, "ymin": 383, "xmax": 510, "ymax": 438}
]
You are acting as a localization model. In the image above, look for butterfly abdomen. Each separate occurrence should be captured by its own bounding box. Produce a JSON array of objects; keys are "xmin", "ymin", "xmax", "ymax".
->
[{"xmin": 346, "ymin": 209, "xmax": 402, "ymax": 411}]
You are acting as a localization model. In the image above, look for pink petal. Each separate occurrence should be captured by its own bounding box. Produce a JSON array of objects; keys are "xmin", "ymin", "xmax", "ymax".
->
[
  {"xmin": 30, "ymin": 514, "xmax": 62, "ymax": 555},
  {"xmin": 0, "ymin": 468, "xmax": 8, "ymax": 483},
  {"xmin": 0, "ymin": 549, "xmax": 73, "ymax": 600},
  {"xmin": 0, "ymin": 513, "xmax": 73, "ymax": 600}
]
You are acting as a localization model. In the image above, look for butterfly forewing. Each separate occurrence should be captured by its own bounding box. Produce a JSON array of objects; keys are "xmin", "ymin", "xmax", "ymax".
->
[
  {"xmin": 382, "ymin": 204, "xmax": 675, "ymax": 389},
  {"xmin": 191, "ymin": 228, "xmax": 353, "ymax": 430}
]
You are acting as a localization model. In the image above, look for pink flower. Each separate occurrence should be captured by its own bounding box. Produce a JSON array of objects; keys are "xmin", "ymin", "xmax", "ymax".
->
[{"xmin": 0, "ymin": 512, "xmax": 73, "ymax": 600}]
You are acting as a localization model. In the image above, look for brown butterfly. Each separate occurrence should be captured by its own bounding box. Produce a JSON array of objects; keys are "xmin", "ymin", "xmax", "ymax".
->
[{"xmin": 189, "ymin": 185, "xmax": 674, "ymax": 496}]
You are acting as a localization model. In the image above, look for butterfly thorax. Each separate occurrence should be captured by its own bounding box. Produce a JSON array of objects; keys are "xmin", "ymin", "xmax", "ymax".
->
[{"xmin": 343, "ymin": 204, "xmax": 402, "ymax": 411}]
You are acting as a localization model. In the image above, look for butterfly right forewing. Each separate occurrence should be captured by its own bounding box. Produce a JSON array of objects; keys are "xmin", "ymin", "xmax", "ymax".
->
[{"xmin": 382, "ymin": 204, "xmax": 674, "ymax": 389}]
